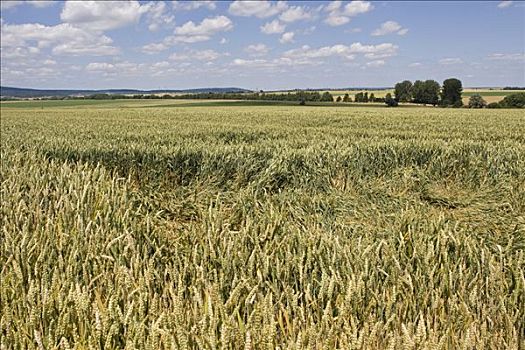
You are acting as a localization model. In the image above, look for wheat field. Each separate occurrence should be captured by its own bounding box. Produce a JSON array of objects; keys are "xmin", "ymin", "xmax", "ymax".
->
[{"xmin": 1, "ymin": 104, "xmax": 524, "ymax": 349}]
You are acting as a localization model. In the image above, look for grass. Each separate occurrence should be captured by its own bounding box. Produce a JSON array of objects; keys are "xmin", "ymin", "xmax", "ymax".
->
[{"xmin": 1, "ymin": 104, "xmax": 524, "ymax": 349}]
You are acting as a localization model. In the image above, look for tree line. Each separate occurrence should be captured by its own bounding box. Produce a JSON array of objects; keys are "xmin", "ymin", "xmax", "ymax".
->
[{"xmin": 393, "ymin": 78, "xmax": 463, "ymax": 107}]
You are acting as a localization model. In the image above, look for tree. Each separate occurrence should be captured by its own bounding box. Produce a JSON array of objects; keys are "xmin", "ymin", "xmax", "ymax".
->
[
  {"xmin": 354, "ymin": 92, "xmax": 363, "ymax": 102},
  {"xmin": 369, "ymin": 93, "xmax": 375, "ymax": 102},
  {"xmin": 321, "ymin": 91, "xmax": 334, "ymax": 102},
  {"xmin": 499, "ymin": 92, "xmax": 525, "ymax": 108},
  {"xmin": 336, "ymin": 96, "xmax": 342, "ymax": 102},
  {"xmin": 423, "ymin": 80, "xmax": 440, "ymax": 106},
  {"xmin": 441, "ymin": 78, "xmax": 463, "ymax": 107},
  {"xmin": 411, "ymin": 80, "xmax": 425, "ymax": 104},
  {"xmin": 363, "ymin": 92, "xmax": 369, "ymax": 103},
  {"xmin": 468, "ymin": 94, "xmax": 487, "ymax": 108},
  {"xmin": 411, "ymin": 80, "xmax": 440, "ymax": 105},
  {"xmin": 343, "ymin": 93, "xmax": 351, "ymax": 102},
  {"xmin": 394, "ymin": 80, "xmax": 413, "ymax": 102},
  {"xmin": 385, "ymin": 93, "xmax": 398, "ymax": 107}
]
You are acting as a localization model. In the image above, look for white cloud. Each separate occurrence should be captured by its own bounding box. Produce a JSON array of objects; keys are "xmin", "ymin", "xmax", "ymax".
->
[
  {"xmin": 284, "ymin": 44, "xmax": 353, "ymax": 60},
  {"xmin": 232, "ymin": 58, "xmax": 270, "ymax": 68},
  {"xmin": 1, "ymin": 22, "xmax": 119, "ymax": 56},
  {"xmin": 439, "ymin": 57, "xmax": 463, "ymax": 65},
  {"xmin": 371, "ymin": 21, "xmax": 408, "ymax": 36},
  {"xmin": 260, "ymin": 19, "xmax": 286, "ymax": 34},
  {"xmin": 229, "ymin": 0, "xmax": 288, "ymax": 18},
  {"xmin": 497, "ymin": 1, "xmax": 513, "ymax": 8},
  {"xmin": 366, "ymin": 60, "xmax": 385, "ymax": 67},
  {"xmin": 151, "ymin": 61, "xmax": 170, "ymax": 69},
  {"xmin": 487, "ymin": 53, "xmax": 525, "ymax": 61},
  {"xmin": 174, "ymin": 16, "xmax": 233, "ymax": 36},
  {"xmin": 169, "ymin": 49, "xmax": 224, "ymax": 61},
  {"xmin": 279, "ymin": 32, "xmax": 295, "ymax": 44},
  {"xmin": 0, "ymin": 1, "xmax": 23, "ymax": 10},
  {"xmin": 85, "ymin": 61, "xmax": 159, "ymax": 77},
  {"xmin": 245, "ymin": 43, "xmax": 270, "ymax": 56},
  {"xmin": 279, "ymin": 6, "xmax": 312, "ymax": 23},
  {"xmin": 324, "ymin": 1, "xmax": 373, "ymax": 27},
  {"xmin": 220, "ymin": 37, "xmax": 228, "ymax": 44},
  {"xmin": 145, "ymin": 2, "xmax": 175, "ymax": 32},
  {"xmin": 61, "ymin": 1, "xmax": 149, "ymax": 31},
  {"xmin": 1, "ymin": 1, "xmax": 57, "ymax": 10},
  {"xmin": 172, "ymin": 1, "xmax": 216, "ymax": 11},
  {"xmin": 283, "ymin": 43, "xmax": 398, "ymax": 60},
  {"xmin": 86, "ymin": 62, "xmax": 116, "ymax": 71},
  {"xmin": 141, "ymin": 42, "xmax": 169, "ymax": 54},
  {"xmin": 141, "ymin": 15, "xmax": 235, "ymax": 50},
  {"xmin": 324, "ymin": 15, "xmax": 350, "ymax": 27},
  {"xmin": 324, "ymin": 1, "xmax": 342, "ymax": 12},
  {"xmin": 408, "ymin": 62, "xmax": 422, "ymax": 67},
  {"xmin": 231, "ymin": 56, "xmax": 319, "ymax": 69},
  {"xmin": 343, "ymin": 1, "xmax": 374, "ymax": 16}
]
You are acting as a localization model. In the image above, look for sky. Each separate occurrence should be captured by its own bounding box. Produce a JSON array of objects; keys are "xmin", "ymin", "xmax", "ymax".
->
[{"xmin": 1, "ymin": 0, "xmax": 524, "ymax": 90}]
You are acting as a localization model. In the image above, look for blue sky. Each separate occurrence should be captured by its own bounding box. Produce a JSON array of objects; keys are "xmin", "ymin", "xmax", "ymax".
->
[{"xmin": 1, "ymin": 0, "xmax": 524, "ymax": 90}]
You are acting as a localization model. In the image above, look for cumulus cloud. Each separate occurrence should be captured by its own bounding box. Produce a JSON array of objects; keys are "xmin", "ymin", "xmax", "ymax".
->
[
  {"xmin": 324, "ymin": 1, "xmax": 342, "ymax": 12},
  {"xmin": 283, "ymin": 43, "xmax": 398, "ymax": 60},
  {"xmin": 229, "ymin": 0, "xmax": 288, "ymax": 18},
  {"xmin": 324, "ymin": 15, "xmax": 350, "ymax": 27},
  {"xmin": 1, "ymin": 22, "xmax": 119, "ymax": 56},
  {"xmin": 371, "ymin": 21, "xmax": 408, "ymax": 36},
  {"xmin": 169, "ymin": 49, "xmax": 225, "ymax": 61},
  {"xmin": 260, "ymin": 19, "xmax": 286, "ymax": 34},
  {"xmin": 143, "ymin": 15, "xmax": 233, "ymax": 52},
  {"xmin": 85, "ymin": 61, "xmax": 149, "ymax": 77},
  {"xmin": 279, "ymin": 32, "xmax": 295, "ymax": 44},
  {"xmin": 497, "ymin": 1, "xmax": 513, "ymax": 8},
  {"xmin": 145, "ymin": 2, "xmax": 175, "ymax": 31},
  {"xmin": 174, "ymin": 15, "xmax": 233, "ymax": 37},
  {"xmin": 366, "ymin": 60, "xmax": 385, "ymax": 67},
  {"xmin": 172, "ymin": 1, "xmax": 216, "ymax": 11},
  {"xmin": 439, "ymin": 58, "xmax": 463, "ymax": 65},
  {"xmin": 279, "ymin": 6, "xmax": 313, "ymax": 23},
  {"xmin": 231, "ymin": 56, "xmax": 319, "ymax": 69},
  {"xmin": 324, "ymin": 1, "xmax": 373, "ymax": 27},
  {"xmin": 1, "ymin": 1, "xmax": 57, "ymax": 10},
  {"xmin": 244, "ymin": 43, "xmax": 270, "ymax": 56},
  {"xmin": 343, "ymin": 1, "xmax": 374, "ymax": 16},
  {"xmin": 61, "ymin": 1, "xmax": 150, "ymax": 31},
  {"xmin": 487, "ymin": 53, "xmax": 525, "ymax": 61}
]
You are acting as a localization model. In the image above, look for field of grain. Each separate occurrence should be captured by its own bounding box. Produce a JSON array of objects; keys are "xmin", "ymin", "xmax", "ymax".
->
[{"xmin": 1, "ymin": 103, "xmax": 524, "ymax": 349}]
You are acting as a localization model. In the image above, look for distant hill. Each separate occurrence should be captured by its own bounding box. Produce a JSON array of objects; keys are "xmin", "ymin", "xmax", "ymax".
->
[{"xmin": 0, "ymin": 86, "xmax": 252, "ymax": 98}]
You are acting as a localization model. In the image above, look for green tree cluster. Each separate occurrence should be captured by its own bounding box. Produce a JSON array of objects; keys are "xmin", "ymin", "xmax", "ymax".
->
[
  {"xmin": 391, "ymin": 78, "xmax": 463, "ymax": 107},
  {"xmin": 487, "ymin": 92, "xmax": 525, "ymax": 109}
]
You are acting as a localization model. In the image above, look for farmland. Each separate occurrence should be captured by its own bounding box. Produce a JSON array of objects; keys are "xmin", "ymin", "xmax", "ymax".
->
[
  {"xmin": 1, "ymin": 103, "xmax": 524, "ymax": 349},
  {"xmin": 267, "ymin": 88, "xmax": 524, "ymax": 104}
]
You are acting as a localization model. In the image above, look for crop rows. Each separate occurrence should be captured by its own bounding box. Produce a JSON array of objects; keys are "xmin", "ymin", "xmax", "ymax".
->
[{"xmin": 1, "ymin": 106, "xmax": 524, "ymax": 349}]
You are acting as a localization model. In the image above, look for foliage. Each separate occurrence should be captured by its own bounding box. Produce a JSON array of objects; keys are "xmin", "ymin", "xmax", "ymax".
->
[
  {"xmin": 412, "ymin": 80, "xmax": 440, "ymax": 105},
  {"xmin": 394, "ymin": 80, "xmax": 413, "ymax": 102},
  {"xmin": 384, "ymin": 93, "xmax": 398, "ymax": 107},
  {"xmin": 320, "ymin": 91, "xmax": 334, "ymax": 102},
  {"xmin": 441, "ymin": 78, "xmax": 463, "ymax": 107},
  {"xmin": 342, "ymin": 93, "xmax": 351, "ymax": 102},
  {"xmin": 1, "ymin": 105, "xmax": 524, "ymax": 349},
  {"xmin": 499, "ymin": 92, "xmax": 525, "ymax": 108},
  {"xmin": 468, "ymin": 94, "xmax": 487, "ymax": 108}
]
